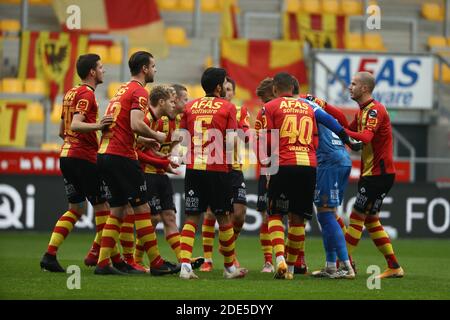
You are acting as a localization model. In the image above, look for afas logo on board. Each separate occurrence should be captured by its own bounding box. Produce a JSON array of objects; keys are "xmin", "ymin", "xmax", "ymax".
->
[{"xmin": 314, "ymin": 53, "xmax": 434, "ymax": 109}]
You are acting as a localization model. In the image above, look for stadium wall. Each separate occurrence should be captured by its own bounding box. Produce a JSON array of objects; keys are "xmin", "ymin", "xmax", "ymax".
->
[{"xmin": 1, "ymin": 175, "xmax": 449, "ymax": 238}]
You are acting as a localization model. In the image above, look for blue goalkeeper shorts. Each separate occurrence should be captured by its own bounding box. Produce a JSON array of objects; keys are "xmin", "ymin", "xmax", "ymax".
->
[{"xmin": 314, "ymin": 166, "xmax": 351, "ymax": 208}]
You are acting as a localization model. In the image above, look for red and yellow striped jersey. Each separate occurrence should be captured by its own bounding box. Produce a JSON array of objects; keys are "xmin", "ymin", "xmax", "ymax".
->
[
  {"xmin": 349, "ymin": 99, "xmax": 395, "ymax": 176},
  {"xmin": 231, "ymin": 104, "xmax": 250, "ymax": 171},
  {"xmin": 180, "ymin": 96, "xmax": 237, "ymax": 172},
  {"xmin": 140, "ymin": 110, "xmax": 180, "ymax": 174},
  {"xmin": 261, "ymin": 96, "xmax": 318, "ymax": 167},
  {"xmin": 98, "ymin": 80, "xmax": 148, "ymax": 160},
  {"xmin": 60, "ymin": 84, "xmax": 99, "ymax": 164}
]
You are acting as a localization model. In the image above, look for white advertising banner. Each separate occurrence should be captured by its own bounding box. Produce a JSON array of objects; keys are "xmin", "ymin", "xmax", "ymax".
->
[{"xmin": 314, "ymin": 52, "xmax": 434, "ymax": 109}]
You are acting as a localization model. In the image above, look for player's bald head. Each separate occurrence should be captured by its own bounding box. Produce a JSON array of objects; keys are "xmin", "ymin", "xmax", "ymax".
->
[{"xmin": 356, "ymin": 71, "xmax": 375, "ymax": 93}]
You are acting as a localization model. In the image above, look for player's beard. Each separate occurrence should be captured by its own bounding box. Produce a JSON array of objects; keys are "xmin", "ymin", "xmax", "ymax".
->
[{"xmin": 145, "ymin": 73, "xmax": 154, "ymax": 84}]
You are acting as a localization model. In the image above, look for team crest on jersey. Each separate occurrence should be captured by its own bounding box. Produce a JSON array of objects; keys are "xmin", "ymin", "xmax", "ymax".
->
[
  {"xmin": 138, "ymin": 96, "xmax": 148, "ymax": 111},
  {"xmin": 76, "ymin": 99, "xmax": 89, "ymax": 112},
  {"xmin": 368, "ymin": 109, "xmax": 377, "ymax": 118}
]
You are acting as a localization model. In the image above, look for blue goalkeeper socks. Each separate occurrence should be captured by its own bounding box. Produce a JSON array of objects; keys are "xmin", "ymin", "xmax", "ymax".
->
[
  {"xmin": 317, "ymin": 211, "xmax": 337, "ymax": 264},
  {"xmin": 318, "ymin": 211, "xmax": 351, "ymax": 265}
]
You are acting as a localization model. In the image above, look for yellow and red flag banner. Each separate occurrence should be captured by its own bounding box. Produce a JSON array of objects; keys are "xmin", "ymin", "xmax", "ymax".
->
[
  {"xmin": 221, "ymin": 0, "xmax": 239, "ymax": 39},
  {"xmin": 220, "ymin": 39, "xmax": 306, "ymax": 100},
  {"xmin": 18, "ymin": 31, "xmax": 88, "ymax": 103},
  {"xmin": 52, "ymin": 0, "xmax": 168, "ymax": 58},
  {"xmin": 283, "ymin": 12, "xmax": 348, "ymax": 49},
  {"xmin": 0, "ymin": 100, "xmax": 29, "ymax": 147}
]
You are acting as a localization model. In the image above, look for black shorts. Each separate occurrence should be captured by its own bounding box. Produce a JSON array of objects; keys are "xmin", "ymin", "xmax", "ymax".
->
[
  {"xmin": 145, "ymin": 173, "xmax": 176, "ymax": 215},
  {"xmin": 230, "ymin": 170, "xmax": 247, "ymax": 206},
  {"xmin": 97, "ymin": 154, "xmax": 147, "ymax": 208},
  {"xmin": 268, "ymin": 165, "xmax": 316, "ymax": 220},
  {"xmin": 354, "ymin": 174, "xmax": 395, "ymax": 215},
  {"xmin": 59, "ymin": 157, "xmax": 108, "ymax": 206},
  {"xmin": 257, "ymin": 175, "xmax": 268, "ymax": 212},
  {"xmin": 184, "ymin": 169, "xmax": 232, "ymax": 215}
]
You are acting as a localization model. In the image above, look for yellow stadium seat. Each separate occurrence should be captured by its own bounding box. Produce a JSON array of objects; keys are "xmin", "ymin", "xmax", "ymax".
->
[
  {"xmin": 0, "ymin": 0, "xmax": 20, "ymax": 4},
  {"xmin": 2, "ymin": 78, "xmax": 23, "ymax": 93},
  {"xmin": 107, "ymin": 82, "xmax": 122, "ymax": 99},
  {"xmin": 41, "ymin": 142, "xmax": 60, "ymax": 152},
  {"xmin": 87, "ymin": 45, "xmax": 109, "ymax": 62},
  {"xmin": 108, "ymin": 45, "xmax": 123, "ymax": 65},
  {"xmin": 128, "ymin": 47, "xmax": 149, "ymax": 58},
  {"xmin": 157, "ymin": 0, "xmax": 178, "ymax": 11},
  {"xmin": 428, "ymin": 35, "xmax": 447, "ymax": 49},
  {"xmin": 201, "ymin": 0, "xmax": 220, "ymax": 12},
  {"xmin": 363, "ymin": 33, "xmax": 386, "ymax": 51},
  {"xmin": 51, "ymin": 103, "xmax": 62, "ymax": 123},
  {"xmin": 191, "ymin": 85, "xmax": 205, "ymax": 99},
  {"xmin": 29, "ymin": 0, "xmax": 53, "ymax": 4},
  {"xmin": 422, "ymin": 3, "xmax": 444, "ymax": 21},
  {"xmin": 301, "ymin": 0, "xmax": 321, "ymax": 14},
  {"xmin": 24, "ymin": 78, "xmax": 47, "ymax": 95},
  {"xmin": 0, "ymin": 19, "xmax": 20, "ymax": 32},
  {"xmin": 165, "ymin": 27, "xmax": 190, "ymax": 46},
  {"xmin": 345, "ymin": 33, "xmax": 364, "ymax": 50},
  {"xmin": 204, "ymin": 55, "xmax": 213, "ymax": 69},
  {"xmin": 434, "ymin": 63, "xmax": 450, "ymax": 82},
  {"xmin": 27, "ymin": 102, "xmax": 45, "ymax": 123},
  {"xmin": 341, "ymin": 0, "xmax": 362, "ymax": 16},
  {"xmin": 179, "ymin": 0, "xmax": 194, "ymax": 11},
  {"xmin": 285, "ymin": 0, "xmax": 301, "ymax": 13},
  {"xmin": 322, "ymin": 0, "xmax": 340, "ymax": 14}
]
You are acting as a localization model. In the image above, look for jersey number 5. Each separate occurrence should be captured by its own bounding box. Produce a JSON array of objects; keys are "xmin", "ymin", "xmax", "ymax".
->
[{"xmin": 193, "ymin": 115, "xmax": 213, "ymax": 146}]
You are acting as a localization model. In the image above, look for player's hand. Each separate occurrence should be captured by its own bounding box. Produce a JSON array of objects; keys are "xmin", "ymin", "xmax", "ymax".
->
[
  {"xmin": 154, "ymin": 131, "xmax": 167, "ymax": 144},
  {"xmin": 168, "ymin": 155, "xmax": 181, "ymax": 168},
  {"xmin": 99, "ymin": 115, "xmax": 114, "ymax": 129},
  {"xmin": 141, "ymin": 138, "xmax": 160, "ymax": 151},
  {"xmin": 347, "ymin": 137, "xmax": 363, "ymax": 151},
  {"xmin": 166, "ymin": 164, "xmax": 180, "ymax": 175}
]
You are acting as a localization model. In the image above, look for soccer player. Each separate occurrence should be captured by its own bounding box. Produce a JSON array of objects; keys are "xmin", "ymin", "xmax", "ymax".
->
[
  {"xmin": 94, "ymin": 51, "xmax": 179, "ymax": 276},
  {"xmin": 339, "ymin": 71, "xmax": 404, "ymax": 279},
  {"xmin": 257, "ymin": 72, "xmax": 318, "ymax": 280},
  {"xmin": 200, "ymin": 76, "xmax": 249, "ymax": 272},
  {"xmin": 177, "ymin": 67, "xmax": 248, "ymax": 279},
  {"xmin": 117, "ymin": 85, "xmax": 177, "ymax": 272},
  {"xmin": 258, "ymin": 72, "xmax": 358, "ymax": 280},
  {"xmin": 255, "ymin": 77, "xmax": 276, "ymax": 273},
  {"xmin": 290, "ymin": 76, "xmax": 308, "ymax": 275},
  {"xmin": 301, "ymin": 94, "xmax": 357, "ymax": 279},
  {"xmin": 127, "ymin": 85, "xmax": 204, "ymax": 271},
  {"xmin": 40, "ymin": 54, "xmax": 114, "ymax": 272}
]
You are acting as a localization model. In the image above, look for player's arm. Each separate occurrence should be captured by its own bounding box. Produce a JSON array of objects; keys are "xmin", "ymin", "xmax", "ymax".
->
[
  {"xmin": 130, "ymin": 109, "xmax": 166, "ymax": 143},
  {"xmin": 137, "ymin": 149, "xmax": 170, "ymax": 169},
  {"xmin": 344, "ymin": 107, "xmax": 381, "ymax": 144},
  {"xmin": 59, "ymin": 100, "xmax": 65, "ymax": 139},
  {"xmin": 131, "ymin": 88, "xmax": 167, "ymax": 143},
  {"xmin": 71, "ymin": 113, "xmax": 113, "ymax": 132},
  {"xmin": 312, "ymin": 103, "xmax": 362, "ymax": 151},
  {"xmin": 71, "ymin": 93, "xmax": 113, "ymax": 133},
  {"xmin": 58, "ymin": 119, "xmax": 65, "ymax": 140}
]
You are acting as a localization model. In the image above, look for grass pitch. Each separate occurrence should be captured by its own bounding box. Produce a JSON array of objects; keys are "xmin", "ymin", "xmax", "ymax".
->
[{"xmin": 0, "ymin": 232, "xmax": 449, "ymax": 300}]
